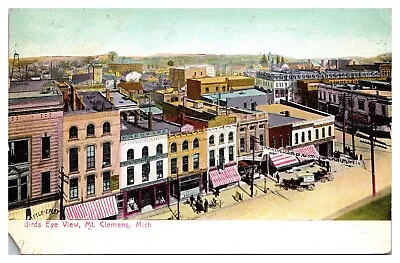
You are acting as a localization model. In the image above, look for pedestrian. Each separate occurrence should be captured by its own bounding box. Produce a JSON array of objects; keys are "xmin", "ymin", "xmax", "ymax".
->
[
  {"xmin": 355, "ymin": 154, "xmax": 358, "ymax": 160},
  {"xmin": 276, "ymin": 173, "xmax": 280, "ymax": 183},
  {"xmin": 326, "ymin": 161, "xmax": 330, "ymax": 172},
  {"xmin": 216, "ymin": 188, "xmax": 220, "ymax": 197},
  {"xmin": 204, "ymin": 199, "xmax": 208, "ymax": 213},
  {"xmin": 190, "ymin": 194, "xmax": 194, "ymax": 207},
  {"xmin": 195, "ymin": 200, "xmax": 200, "ymax": 214},
  {"xmin": 360, "ymin": 154, "xmax": 363, "ymax": 160}
]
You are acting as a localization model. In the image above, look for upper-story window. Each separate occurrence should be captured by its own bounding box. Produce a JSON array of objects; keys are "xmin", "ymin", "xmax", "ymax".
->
[
  {"xmin": 170, "ymin": 143, "xmax": 177, "ymax": 153},
  {"xmin": 228, "ymin": 132, "xmax": 234, "ymax": 142},
  {"xmin": 205, "ymin": 87, "xmax": 209, "ymax": 93},
  {"xmin": 142, "ymin": 146, "xmax": 149, "ymax": 158},
  {"xmin": 103, "ymin": 122, "xmax": 111, "ymax": 134},
  {"xmin": 69, "ymin": 126, "xmax": 78, "ymax": 139},
  {"xmin": 87, "ymin": 124, "xmax": 95, "ymax": 137},
  {"xmin": 156, "ymin": 144, "xmax": 163, "ymax": 155},
  {"xmin": 295, "ymin": 133, "xmax": 299, "ymax": 144},
  {"xmin": 301, "ymin": 132, "xmax": 305, "ymax": 143},
  {"xmin": 182, "ymin": 140, "xmax": 189, "ymax": 151},
  {"xmin": 193, "ymin": 138, "xmax": 199, "ymax": 148},
  {"xmin": 328, "ymin": 126, "xmax": 332, "ymax": 137},
  {"xmin": 358, "ymin": 99, "xmax": 365, "ymax": 111},
  {"xmin": 209, "ymin": 135, "xmax": 215, "ymax": 145},
  {"xmin": 308, "ymin": 130, "xmax": 312, "ymax": 141},
  {"xmin": 322, "ymin": 127, "xmax": 326, "ymax": 138},
  {"xmin": 315, "ymin": 129, "xmax": 319, "ymax": 140},
  {"xmin": 41, "ymin": 136, "xmax": 50, "ymax": 159},
  {"xmin": 127, "ymin": 149, "xmax": 134, "ymax": 160},
  {"xmin": 219, "ymin": 134, "xmax": 224, "ymax": 144}
]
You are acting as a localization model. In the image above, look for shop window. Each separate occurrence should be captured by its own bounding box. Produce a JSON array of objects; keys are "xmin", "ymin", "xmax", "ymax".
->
[
  {"xmin": 69, "ymin": 148, "xmax": 78, "ymax": 172},
  {"xmin": 170, "ymin": 143, "xmax": 177, "ymax": 153},
  {"xmin": 87, "ymin": 175, "xmax": 95, "ymax": 195},
  {"xmin": 87, "ymin": 124, "xmax": 95, "ymax": 137},
  {"xmin": 127, "ymin": 149, "xmax": 134, "ymax": 160},
  {"xmin": 127, "ymin": 166, "xmax": 135, "ymax": 185},
  {"xmin": 86, "ymin": 145, "xmax": 95, "ymax": 169},
  {"xmin": 69, "ymin": 178, "xmax": 78, "ymax": 199},
  {"xmin": 41, "ymin": 136, "xmax": 50, "ymax": 159},
  {"xmin": 69, "ymin": 126, "xmax": 78, "ymax": 139},
  {"xmin": 103, "ymin": 171, "xmax": 111, "ymax": 192},
  {"xmin": 103, "ymin": 122, "xmax": 111, "ymax": 134},
  {"xmin": 41, "ymin": 171, "xmax": 50, "ymax": 194}
]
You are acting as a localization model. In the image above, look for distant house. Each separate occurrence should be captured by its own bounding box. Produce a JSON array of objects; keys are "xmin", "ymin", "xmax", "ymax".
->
[
  {"xmin": 117, "ymin": 82, "xmax": 144, "ymax": 98},
  {"xmin": 103, "ymin": 73, "xmax": 117, "ymax": 88},
  {"xmin": 140, "ymin": 72, "xmax": 159, "ymax": 83},
  {"xmin": 71, "ymin": 72, "xmax": 93, "ymax": 83},
  {"xmin": 120, "ymin": 71, "xmax": 142, "ymax": 82}
]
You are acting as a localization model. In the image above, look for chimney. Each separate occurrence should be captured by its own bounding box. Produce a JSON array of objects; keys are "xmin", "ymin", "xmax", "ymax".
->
[
  {"xmin": 336, "ymin": 59, "xmax": 339, "ymax": 70},
  {"xmin": 328, "ymin": 60, "xmax": 331, "ymax": 69},
  {"xmin": 308, "ymin": 59, "xmax": 311, "ymax": 69},
  {"xmin": 321, "ymin": 59, "xmax": 325, "ymax": 67},
  {"xmin": 110, "ymin": 96, "xmax": 114, "ymax": 105},
  {"xmin": 285, "ymin": 110, "xmax": 290, "ymax": 117},
  {"xmin": 106, "ymin": 88, "xmax": 111, "ymax": 101},
  {"xmin": 134, "ymin": 111, "xmax": 139, "ymax": 126},
  {"xmin": 181, "ymin": 112, "xmax": 186, "ymax": 126},
  {"xmin": 183, "ymin": 96, "xmax": 187, "ymax": 107},
  {"xmin": 148, "ymin": 112, "xmax": 153, "ymax": 131}
]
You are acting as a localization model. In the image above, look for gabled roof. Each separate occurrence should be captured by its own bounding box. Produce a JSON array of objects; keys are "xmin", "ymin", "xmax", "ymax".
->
[{"xmin": 72, "ymin": 73, "xmax": 92, "ymax": 83}]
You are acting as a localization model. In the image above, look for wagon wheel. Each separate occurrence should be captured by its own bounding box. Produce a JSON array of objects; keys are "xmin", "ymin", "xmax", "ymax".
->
[
  {"xmin": 320, "ymin": 177, "xmax": 328, "ymax": 183},
  {"xmin": 307, "ymin": 184, "xmax": 315, "ymax": 191},
  {"xmin": 328, "ymin": 175, "xmax": 335, "ymax": 181},
  {"xmin": 297, "ymin": 186, "xmax": 305, "ymax": 192}
]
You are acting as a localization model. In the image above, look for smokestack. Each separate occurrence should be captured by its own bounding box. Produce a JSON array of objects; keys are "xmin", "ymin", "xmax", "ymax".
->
[
  {"xmin": 134, "ymin": 110, "xmax": 139, "ymax": 126},
  {"xmin": 308, "ymin": 59, "xmax": 311, "ymax": 69},
  {"xmin": 285, "ymin": 110, "xmax": 290, "ymax": 117},
  {"xmin": 321, "ymin": 60, "xmax": 325, "ymax": 67},
  {"xmin": 110, "ymin": 96, "xmax": 114, "ymax": 105},
  {"xmin": 106, "ymin": 88, "xmax": 111, "ymax": 101},
  {"xmin": 148, "ymin": 112, "xmax": 153, "ymax": 131},
  {"xmin": 336, "ymin": 59, "xmax": 339, "ymax": 70}
]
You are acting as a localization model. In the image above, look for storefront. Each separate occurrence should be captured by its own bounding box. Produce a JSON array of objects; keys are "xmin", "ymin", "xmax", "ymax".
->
[
  {"xmin": 269, "ymin": 152, "xmax": 299, "ymax": 173},
  {"xmin": 8, "ymin": 200, "xmax": 60, "ymax": 220},
  {"xmin": 208, "ymin": 162, "xmax": 241, "ymax": 191},
  {"xmin": 122, "ymin": 178, "xmax": 169, "ymax": 218},
  {"xmin": 169, "ymin": 170, "xmax": 206, "ymax": 200},
  {"xmin": 64, "ymin": 195, "xmax": 119, "ymax": 220}
]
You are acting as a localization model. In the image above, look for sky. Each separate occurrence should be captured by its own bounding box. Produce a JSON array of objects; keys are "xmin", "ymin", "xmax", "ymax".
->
[{"xmin": 8, "ymin": 8, "xmax": 392, "ymax": 59}]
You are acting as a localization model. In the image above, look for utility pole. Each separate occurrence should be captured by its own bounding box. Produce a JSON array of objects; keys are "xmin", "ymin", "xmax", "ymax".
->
[
  {"xmin": 58, "ymin": 166, "xmax": 69, "ymax": 220},
  {"xmin": 342, "ymin": 92, "xmax": 346, "ymax": 154},
  {"xmin": 264, "ymin": 152, "xmax": 269, "ymax": 193},
  {"xmin": 351, "ymin": 94, "xmax": 356, "ymax": 158},
  {"xmin": 176, "ymin": 167, "xmax": 180, "ymax": 220},
  {"xmin": 250, "ymin": 135, "xmax": 257, "ymax": 198},
  {"xmin": 369, "ymin": 100, "xmax": 376, "ymax": 197}
]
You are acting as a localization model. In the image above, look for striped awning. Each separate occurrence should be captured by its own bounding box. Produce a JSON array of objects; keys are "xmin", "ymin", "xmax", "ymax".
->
[
  {"xmin": 269, "ymin": 153, "xmax": 299, "ymax": 169},
  {"xmin": 293, "ymin": 145, "xmax": 320, "ymax": 162},
  {"xmin": 65, "ymin": 196, "xmax": 118, "ymax": 220},
  {"xmin": 209, "ymin": 166, "xmax": 241, "ymax": 188}
]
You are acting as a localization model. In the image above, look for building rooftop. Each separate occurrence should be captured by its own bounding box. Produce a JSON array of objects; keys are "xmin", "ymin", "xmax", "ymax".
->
[
  {"xmin": 71, "ymin": 73, "xmax": 92, "ymax": 83},
  {"xmin": 139, "ymin": 106, "xmax": 163, "ymax": 115},
  {"xmin": 118, "ymin": 82, "xmax": 143, "ymax": 91},
  {"xmin": 267, "ymin": 113, "xmax": 305, "ymax": 128},
  {"xmin": 120, "ymin": 119, "xmax": 148, "ymax": 136},
  {"xmin": 358, "ymin": 90, "xmax": 392, "ymax": 98},
  {"xmin": 257, "ymin": 104, "xmax": 324, "ymax": 121},
  {"xmin": 100, "ymin": 91, "xmax": 138, "ymax": 109},
  {"xmin": 202, "ymin": 88, "xmax": 266, "ymax": 102},
  {"xmin": 9, "ymin": 80, "xmax": 62, "ymax": 99},
  {"xmin": 76, "ymin": 91, "xmax": 115, "ymax": 111}
]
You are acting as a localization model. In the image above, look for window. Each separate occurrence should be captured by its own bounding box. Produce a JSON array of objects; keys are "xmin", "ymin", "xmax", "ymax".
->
[
  {"xmin": 142, "ymin": 146, "xmax": 149, "ymax": 158},
  {"xmin": 209, "ymin": 150, "xmax": 215, "ymax": 167},
  {"xmin": 382, "ymin": 105, "xmax": 386, "ymax": 117},
  {"xmin": 328, "ymin": 126, "xmax": 332, "ymax": 137},
  {"xmin": 216, "ymin": 86, "xmax": 219, "ymax": 92},
  {"xmin": 219, "ymin": 134, "xmax": 224, "ymax": 144},
  {"xmin": 244, "ymin": 102, "xmax": 247, "ymax": 108},
  {"xmin": 69, "ymin": 178, "xmax": 78, "ymax": 199},
  {"xmin": 86, "ymin": 145, "xmax": 95, "ymax": 169},
  {"xmin": 286, "ymin": 134, "xmax": 291, "ymax": 146},
  {"xmin": 240, "ymin": 138, "xmax": 245, "ymax": 152},
  {"xmin": 182, "ymin": 156, "xmax": 189, "ymax": 172},
  {"xmin": 171, "ymin": 158, "xmax": 177, "ymax": 174},
  {"xmin": 87, "ymin": 124, "xmax": 95, "ymax": 137},
  {"xmin": 69, "ymin": 126, "xmax": 78, "ymax": 139},
  {"xmin": 308, "ymin": 130, "xmax": 312, "ymax": 141},
  {"xmin": 127, "ymin": 166, "xmax": 135, "ymax": 185},
  {"xmin": 103, "ymin": 171, "xmax": 111, "ymax": 192},
  {"xmin": 142, "ymin": 162, "xmax": 150, "ymax": 182},
  {"xmin": 193, "ymin": 153, "xmax": 199, "ymax": 170},
  {"xmin": 250, "ymin": 136, "xmax": 255, "ymax": 150},
  {"xmin": 182, "ymin": 140, "xmax": 189, "ymax": 151},
  {"xmin": 127, "ymin": 149, "xmax": 134, "ymax": 160},
  {"xmin": 69, "ymin": 148, "xmax": 78, "ymax": 172},
  {"xmin": 315, "ymin": 129, "xmax": 319, "ymax": 140},
  {"xmin": 219, "ymin": 148, "xmax": 225, "ymax": 166},
  {"xmin": 170, "ymin": 143, "xmax": 177, "ymax": 153},
  {"xmin": 328, "ymin": 94, "xmax": 332, "ymax": 102},
  {"xmin": 229, "ymin": 146, "xmax": 234, "ymax": 162},
  {"xmin": 41, "ymin": 171, "xmax": 51, "ymax": 194},
  {"xmin": 156, "ymin": 160, "xmax": 163, "ymax": 179},
  {"xmin": 228, "ymin": 132, "xmax": 234, "ymax": 142},
  {"xmin": 322, "ymin": 127, "xmax": 326, "ymax": 138},
  {"xmin": 249, "ymin": 126, "xmax": 255, "ymax": 130},
  {"xmin": 259, "ymin": 134, "xmax": 264, "ymax": 146},
  {"xmin": 259, "ymin": 124, "xmax": 264, "ymax": 129},
  {"xmin": 301, "ymin": 132, "xmax": 305, "ymax": 143},
  {"xmin": 103, "ymin": 122, "xmax": 111, "ymax": 134},
  {"xmin": 333, "ymin": 95, "xmax": 336, "ymax": 103},
  {"xmin": 209, "ymin": 135, "xmax": 215, "ymax": 145},
  {"xmin": 272, "ymin": 137, "xmax": 276, "ymax": 148},
  {"xmin": 156, "ymin": 144, "xmax": 163, "ymax": 155},
  {"xmin": 205, "ymin": 87, "xmax": 209, "ymax": 93},
  {"xmin": 193, "ymin": 138, "xmax": 199, "ymax": 148},
  {"xmin": 240, "ymin": 128, "xmax": 246, "ymax": 132},
  {"xmin": 295, "ymin": 133, "xmax": 299, "ymax": 144},
  {"xmin": 8, "ymin": 139, "xmax": 29, "ymax": 165},
  {"xmin": 222, "ymin": 86, "xmax": 226, "ymax": 91},
  {"xmin": 103, "ymin": 142, "xmax": 111, "ymax": 166},
  {"xmin": 42, "ymin": 136, "xmax": 50, "ymax": 159},
  {"xmin": 87, "ymin": 175, "xmax": 95, "ymax": 195},
  {"xmin": 358, "ymin": 99, "xmax": 365, "ymax": 111}
]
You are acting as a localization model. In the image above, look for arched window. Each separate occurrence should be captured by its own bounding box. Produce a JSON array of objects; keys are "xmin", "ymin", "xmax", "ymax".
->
[
  {"xmin": 219, "ymin": 134, "xmax": 224, "ymax": 144},
  {"xmin": 182, "ymin": 140, "xmax": 189, "ymax": 151},
  {"xmin": 315, "ymin": 129, "xmax": 319, "ymax": 140},
  {"xmin": 328, "ymin": 126, "xmax": 332, "ymax": 136},
  {"xmin": 142, "ymin": 146, "xmax": 148, "ymax": 158},
  {"xmin": 127, "ymin": 149, "xmax": 134, "ymax": 160},
  {"xmin": 156, "ymin": 144, "xmax": 163, "ymax": 155},
  {"xmin": 69, "ymin": 126, "xmax": 78, "ymax": 139},
  {"xmin": 170, "ymin": 143, "xmax": 177, "ymax": 153},
  {"xmin": 322, "ymin": 127, "xmax": 326, "ymax": 138},
  {"xmin": 209, "ymin": 135, "xmax": 215, "ymax": 145},
  {"xmin": 103, "ymin": 122, "xmax": 111, "ymax": 134},
  {"xmin": 193, "ymin": 138, "xmax": 199, "ymax": 148},
  {"xmin": 87, "ymin": 124, "xmax": 95, "ymax": 137},
  {"xmin": 228, "ymin": 132, "xmax": 234, "ymax": 142},
  {"xmin": 295, "ymin": 133, "xmax": 299, "ymax": 144}
]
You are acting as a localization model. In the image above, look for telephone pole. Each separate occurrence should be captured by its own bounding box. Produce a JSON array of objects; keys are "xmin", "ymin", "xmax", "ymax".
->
[
  {"xmin": 350, "ymin": 94, "xmax": 356, "ymax": 158},
  {"xmin": 176, "ymin": 167, "xmax": 180, "ymax": 220},
  {"xmin": 250, "ymin": 135, "xmax": 260, "ymax": 198},
  {"xmin": 342, "ymin": 92, "xmax": 346, "ymax": 154},
  {"xmin": 368, "ymin": 99, "xmax": 377, "ymax": 197},
  {"xmin": 58, "ymin": 166, "xmax": 69, "ymax": 220}
]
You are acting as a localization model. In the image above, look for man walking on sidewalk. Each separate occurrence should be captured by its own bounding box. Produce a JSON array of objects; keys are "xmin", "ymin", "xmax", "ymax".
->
[{"xmin": 276, "ymin": 173, "xmax": 280, "ymax": 184}]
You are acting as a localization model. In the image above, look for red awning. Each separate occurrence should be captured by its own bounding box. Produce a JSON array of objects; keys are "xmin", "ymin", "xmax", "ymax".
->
[
  {"xmin": 293, "ymin": 145, "xmax": 320, "ymax": 162},
  {"xmin": 269, "ymin": 153, "xmax": 299, "ymax": 169},
  {"xmin": 209, "ymin": 166, "xmax": 241, "ymax": 188},
  {"xmin": 65, "ymin": 196, "xmax": 118, "ymax": 220}
]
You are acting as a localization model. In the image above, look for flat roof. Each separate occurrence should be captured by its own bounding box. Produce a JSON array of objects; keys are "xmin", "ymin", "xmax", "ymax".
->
[
  {"xmin": 101, "ymin": 91, "xmax": 138, "ymax": 108},
  {"xmin": 267, "ymin": 113, "xmax": 305, "ymax": 128},
  {"xmin": 257, "ymin": 104, "xmax": 324, "ymax": 121},
  {"xmin": 358, "ymin": 90, "xmax": 392, "ymax": 98},
  {"xmin": 139, "ymin": 106, "xmax": 163, "ymax": 115},
  {"xmin": 202, "ymin": 88, "xmax": 266, "ymax": 102},
  {"xmin": 77, "ymin": 91, "xmax": 115, "ymax": 111},
  {"xmin": 120, "ymin": 119, "xmax": 148, "ymax": 136},
  {"xmin": 9, "ymin": 80, "xmax": 63, "ymax": 99}
]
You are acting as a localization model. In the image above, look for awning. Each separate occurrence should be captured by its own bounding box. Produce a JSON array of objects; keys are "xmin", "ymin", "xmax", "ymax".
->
[
  {"xmin": 209, "ymin": 166, "xmax": 241, "ymax": 188},
  {"xmin": 269, "ymin": 153, "xmax": 299, "ymax": 169},
  {"xmin": 293, "ymin": 145, "xmax": 320, "ymax": 162},
  {"xmin": 65, "ymin": 196, "xmax": 118, "ymax": 220}
]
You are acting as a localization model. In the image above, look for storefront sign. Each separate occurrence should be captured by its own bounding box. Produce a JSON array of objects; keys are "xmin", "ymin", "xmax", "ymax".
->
[
  {"xmin": 8, "ymin": 200, "xmax": 60, "ymax": 220},
  {"xmin": 111, "ymin": 175, "xmax": 119, "ymax": 191}
]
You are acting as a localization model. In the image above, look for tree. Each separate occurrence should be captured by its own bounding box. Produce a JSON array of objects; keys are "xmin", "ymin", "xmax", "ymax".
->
[
  {"xmin": 281, "ymin": 56, "xmax": 285, "ymax": 64},
  {"xmin": 276, "ymin": 55, "xmax": 280, "ymax": 64},
  {"xmin": 260, "ymin": 54, "xmax": 268, "ymax": 64},
  {"xmin": 108, "ymin": 51, "xmax": 118, "ymax": 62},
  {"xmin": 167, "ymin": 60, "xmax": 174, "ymax": 66}
]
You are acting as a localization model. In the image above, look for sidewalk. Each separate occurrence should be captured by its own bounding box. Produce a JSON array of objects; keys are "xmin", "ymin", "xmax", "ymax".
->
[{"xmin": 125, "ymin": 176, "xmax": 280, "ymax": 221}]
